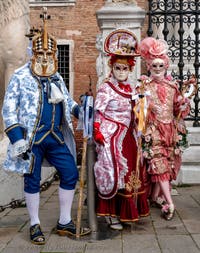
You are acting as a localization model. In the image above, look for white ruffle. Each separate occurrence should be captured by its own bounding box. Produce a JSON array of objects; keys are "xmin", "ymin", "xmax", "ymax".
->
[{"xmin": 48, "ymin": 82, "xmax": 64, "ymax": 104}]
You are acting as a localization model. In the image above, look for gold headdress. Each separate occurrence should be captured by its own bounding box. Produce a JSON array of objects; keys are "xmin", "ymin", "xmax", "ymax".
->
[{"xmin": 31, "ymin": 7, "xmax": 58, "ymax": 77}]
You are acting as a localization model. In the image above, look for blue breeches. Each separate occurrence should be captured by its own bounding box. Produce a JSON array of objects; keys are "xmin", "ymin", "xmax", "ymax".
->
[{"xmin": 24, "ymin": 134, "xmax": 78, "ymax": 193}]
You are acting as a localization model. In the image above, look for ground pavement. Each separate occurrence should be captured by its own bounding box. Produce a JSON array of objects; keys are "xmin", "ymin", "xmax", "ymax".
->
[{"xmin": 0, "ymin": 180, "xmax": 200, "ymax": 253}]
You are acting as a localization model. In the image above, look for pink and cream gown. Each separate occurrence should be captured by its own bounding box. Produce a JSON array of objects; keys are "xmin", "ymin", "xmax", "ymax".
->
[{"xmin": 141, "ymin": 75, "xmax": 190, "ymax": 183}]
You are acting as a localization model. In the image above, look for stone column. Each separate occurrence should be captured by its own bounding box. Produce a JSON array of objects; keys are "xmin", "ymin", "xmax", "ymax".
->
[
  {"xmin": 95, "ymin": 0, "xmax": 146, "ymax": 88},
  {"xmin": 0, "ymin": 0, "xmax": 30, "ymax": 206}
]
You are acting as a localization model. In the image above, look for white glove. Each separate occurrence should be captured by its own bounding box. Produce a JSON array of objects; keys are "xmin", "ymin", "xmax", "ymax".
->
[{"xmin": 11, "ymin": 139, "xmax": 29, "ymax": 158}]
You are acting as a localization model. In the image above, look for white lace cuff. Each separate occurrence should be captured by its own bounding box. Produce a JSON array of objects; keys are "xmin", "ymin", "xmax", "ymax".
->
[{"xmin": 11, "ymin": 139, "xmax": 29, "ymax": 158}]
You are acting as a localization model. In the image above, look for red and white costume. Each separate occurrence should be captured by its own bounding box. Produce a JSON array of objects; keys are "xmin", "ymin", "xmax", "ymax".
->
[
  {"xmin": 94, "ymin": 74, "xmax": 149, "ymax": 222},
  {"xmin": 93, "ymin": 30, "xmax": 150, "ymax": 225}
]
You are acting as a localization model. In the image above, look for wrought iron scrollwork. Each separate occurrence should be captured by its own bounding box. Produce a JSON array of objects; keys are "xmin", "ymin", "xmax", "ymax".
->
[{"xmin": 147, "ymin": 0, "xmax": 200, "ymax": 126}]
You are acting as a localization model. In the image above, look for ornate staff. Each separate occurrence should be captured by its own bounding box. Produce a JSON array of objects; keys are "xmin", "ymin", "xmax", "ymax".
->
[
  {"xmin": 177, "ymin": 74, "xmax": 197, "ymax": 120},
  {"xmin": 174, "ymin": 75, "xmax": 197, "ymax": 150},
  {"xmin": 133, "ymin": 79, "xmax": 149, "ymax": 203}
]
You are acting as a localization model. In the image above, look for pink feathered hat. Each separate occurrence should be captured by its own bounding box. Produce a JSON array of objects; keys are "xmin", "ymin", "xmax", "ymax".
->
[{"xmin": 139, "ymin": 37, "xmax": 169, "ymax": 69}]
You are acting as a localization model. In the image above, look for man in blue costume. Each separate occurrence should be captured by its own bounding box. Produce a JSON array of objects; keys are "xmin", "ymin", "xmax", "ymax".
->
[{"xmin": 1, "ymin": 8, "xmax": 90, "ymax": 245}]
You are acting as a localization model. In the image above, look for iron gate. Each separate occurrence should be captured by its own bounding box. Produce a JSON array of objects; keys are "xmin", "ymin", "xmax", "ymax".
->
[{"xmin": 147, "ymin": 0, "xmax": 200, "ymax": 126}]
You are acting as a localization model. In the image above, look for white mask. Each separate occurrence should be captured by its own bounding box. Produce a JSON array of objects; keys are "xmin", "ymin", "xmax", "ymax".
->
[
  {"xmin": 150, "ymin": 58, "xmax": 166, "ymax": 80},
  {"xmin": 112, "ymin": 63, "xmax": 130, "ymax": 82}
]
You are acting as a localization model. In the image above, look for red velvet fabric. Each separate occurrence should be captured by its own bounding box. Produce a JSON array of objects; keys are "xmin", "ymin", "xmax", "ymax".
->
[
  {"xmin": 96, "ymin": 111, "xmax": 149, "ymax": 221},
  {"xmin": 96, "ymin": 190, "xmax": 150, "ymax": 222}
]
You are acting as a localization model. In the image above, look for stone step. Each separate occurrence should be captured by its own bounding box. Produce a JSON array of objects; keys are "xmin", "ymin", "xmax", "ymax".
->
[{"xmin": 182, "ymin": 146, "xmax": 200, "ymax": 163}]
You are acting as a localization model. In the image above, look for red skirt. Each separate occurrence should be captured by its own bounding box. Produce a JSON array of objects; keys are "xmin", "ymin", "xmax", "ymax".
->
[{"xmin": 96, "ymin": 122, "xmax": 149, "ymax": 221}]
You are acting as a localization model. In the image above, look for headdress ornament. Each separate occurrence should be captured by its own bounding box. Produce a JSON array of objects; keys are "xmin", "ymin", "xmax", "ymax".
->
[
  {"xmin": 139, "ymin": 37, "xmax": 169, "ymax": 68},
  {"xmin": 31, "ymin": 7, "xmax": 58, "ymax": 77},
  {"xmin": 104, "ymin": 29, "xmax": 140, "ymax": 57},
  {"xmin": 32, "ymin": 7, "xmax": 57, "ymax": 56}
]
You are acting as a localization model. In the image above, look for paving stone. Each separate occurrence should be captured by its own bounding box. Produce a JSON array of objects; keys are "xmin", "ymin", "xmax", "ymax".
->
[
  {"xmin": 0, "ymin": 209, "xmax": 12, "ymax": 219},
  {"xmin": 0, "ymin": 215, "xmax": 28, "ymax": 228},
  {"xmin": 1, "ymin": 248, "xmax": 41, "ymax": 253},
  {"xmin": 177, "ymin": 186, "xmax": 200, "ymax": 195},
  {"xmin": 174, "ymin": 195, "xmax": 199, "ymax": 209},
  {"xmin": 191, "ymin": 234, "xmax": 200, "ymax": 249},
  {"xmin": 123, "ymin": 234, "xmax": 161, "ymax": 253},
  {"xmin": 42, "ymin": 233, "xmax": 86, "ymax": 253},
  {"xmin": 85, "ymin": 238, "xmax": 122, "ymax": 253},
  {"xmin": 0, "ymin": 227, "xmax": 19, "ymax": 243},
  {"xmin": 151, "ymin": 210, "xmax": 188, "ymax": 235},
  {"xmin": 177, "ymin": 206, "xmax": 200, "ymax": 220},
  {"xmin": 122, "ymin": 217, "xmax": 155, "ymax": 235},
  {"xmin": 158, "ymin": 235, "xmax": 200, "ymax": 253},
  {"xmin": 44, "ymin": 194, "xmax": 59, "ymax": 203},
  {"xmin": 6, "ymin": 207, "xmax": 27, "ymax": 216},
  {"xmin": 191, "ymin": 193, "xmax": 200, "ymax": 205},
  {"xmin": 40, "ymin": 183, "xmax": 58, "ymax": 197},
  {"xmin": 182, "ymin": 219, "xmax": 200, "ymax": 234},
  {"xmin": 0, "ymin": 243, "xmax": 6, "ymax": 253},
  {"xmin": 154, "ymin": 222, "xmax": 188, "ymax": 236},
  {"xmin": 5, "ymin": 229, "xmax": 49, "ymax": 250}
]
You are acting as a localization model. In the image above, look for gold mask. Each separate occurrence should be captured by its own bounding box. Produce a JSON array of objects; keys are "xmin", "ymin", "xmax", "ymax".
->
[{"xmin": 31, "ymin": 7, "xmax": 58, "ymax": 77}]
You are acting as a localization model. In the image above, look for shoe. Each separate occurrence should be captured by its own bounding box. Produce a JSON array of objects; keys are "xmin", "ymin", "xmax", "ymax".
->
[
  {"xmin": 105, "ymin": 216, "xmax": 123, "ymax": 231},
  {"xmin": 162, "ymin": 204, "xmax": 175, "ymax": 221},
  {"xmin": 57, "ymin": 220, "xmax": 91, "ymax": 237},
  {"xmin": 150, "ymin": 197, "xmax": 167, "ymax": 208},
  {"xmin": 30, "ymin": 224, "xmax": 45, "ymax": 245}
]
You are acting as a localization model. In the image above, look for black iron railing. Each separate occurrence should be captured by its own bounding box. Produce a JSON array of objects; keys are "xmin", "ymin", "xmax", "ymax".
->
[{"xmin": 147, "ymin": 0, "xmax": 200, "ymax": 126}]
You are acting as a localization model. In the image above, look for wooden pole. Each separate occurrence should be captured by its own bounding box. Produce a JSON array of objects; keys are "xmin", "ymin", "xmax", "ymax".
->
[
  {"xmin": 76, "ymin": 137, "xmax": 88, "ymax": 239},
  {"xmin": 86, "ymin": 140, "xmax": 98, "ymax": 232}
]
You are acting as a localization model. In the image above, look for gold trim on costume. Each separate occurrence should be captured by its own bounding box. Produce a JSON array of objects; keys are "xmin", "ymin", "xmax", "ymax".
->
[
  {"xmin": 117, "ymin": 190, "xmax": 146, "ymax": 198},
  {"xmin": 29, "ymin": 153, "xmax": 35, "ymax": 174},
  {"xmin": 125, "ymin": 171, "xmax": 141, "ymax": 192},
  {"xmin": 5, "ymin": 123, "xmax": 21, "ymax": 134}
]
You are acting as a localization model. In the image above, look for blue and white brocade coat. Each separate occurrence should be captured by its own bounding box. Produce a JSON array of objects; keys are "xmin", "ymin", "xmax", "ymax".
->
[{"xmin": 2, "ymin": 63, "xmax": 78, "ymax": 174}]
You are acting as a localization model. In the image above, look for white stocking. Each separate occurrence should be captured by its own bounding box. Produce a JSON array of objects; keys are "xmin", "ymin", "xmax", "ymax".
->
[
  {"xmin": 58, "ymin": 187, "xmax": 75, "ymax": 225},
  {"xmin": 159, "ymin": 181, "xmax": 173, "ymax": 205},
  {"xmin": 24, "ymin": 192, "xmax": 40, "ymax": 226},
  {"xmin": 151, "ymin": 182, "xmax": 161, "ymax": 201}
]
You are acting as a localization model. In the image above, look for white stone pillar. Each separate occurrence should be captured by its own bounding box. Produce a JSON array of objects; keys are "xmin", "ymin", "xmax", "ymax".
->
[{"xmin": 95, "ymin": 1, "xmax": 146, "ymax": 88}]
